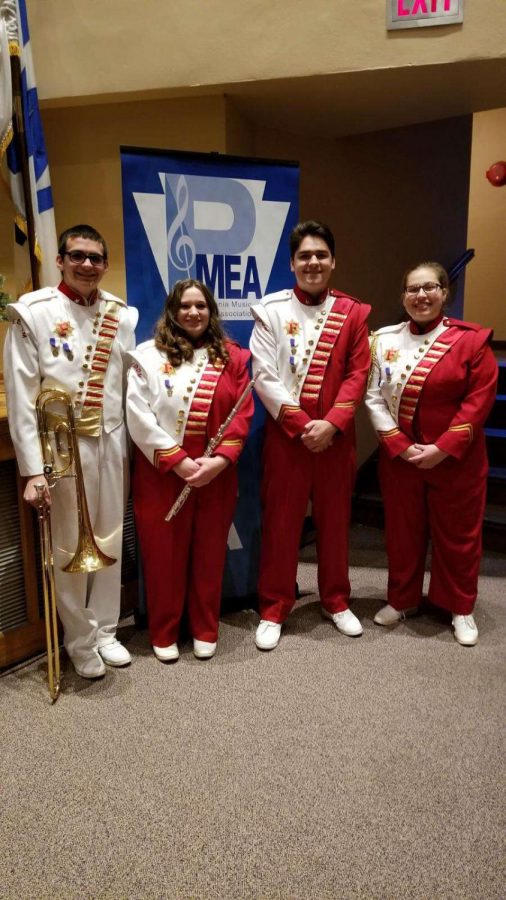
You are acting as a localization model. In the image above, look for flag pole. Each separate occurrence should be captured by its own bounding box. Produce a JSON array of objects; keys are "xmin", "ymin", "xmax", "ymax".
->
[{"xmin": 9, "ymin": 51, "xmax": 39, "ymax": 290}]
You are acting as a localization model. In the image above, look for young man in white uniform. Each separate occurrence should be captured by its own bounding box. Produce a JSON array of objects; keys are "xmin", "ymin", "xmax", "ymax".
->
[{"xmin": 4, "ymin": 225, "xmax": 138, "ymax": 678}]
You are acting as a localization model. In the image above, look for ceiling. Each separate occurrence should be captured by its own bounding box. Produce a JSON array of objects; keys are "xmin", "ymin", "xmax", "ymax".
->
[
  {"xmin": 225, "ymin": 58, "xmax": 506, "ymax": 138},
  {"xmin": 43, "ymin": 57, "xmax": 506, "ymax": 141}
]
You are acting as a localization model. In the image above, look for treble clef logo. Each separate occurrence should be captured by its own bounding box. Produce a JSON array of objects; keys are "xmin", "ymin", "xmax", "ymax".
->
[{"xmin": 167, "ymin": 175, "xmax": 196, "ymax": 278}]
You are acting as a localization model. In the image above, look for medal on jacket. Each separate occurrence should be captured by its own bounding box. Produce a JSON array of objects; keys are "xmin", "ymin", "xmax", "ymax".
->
[
  {"xmin": 383, "ymin": 347, "xmax": 399, "ymax": 384},
  {"xmin": 161, "ymin": 361, "xmax": 175, "ymax": 397},
  {"xmin": 285, "ymin": 321, "xmax": 301, "ymax": 374},
  {"xmin": 289, "ymin": 338, "xmax": 298, "ymax": 373},
  {"xmin": 50, "ymin": 320, "xmax": 74, "ymax": 358}
]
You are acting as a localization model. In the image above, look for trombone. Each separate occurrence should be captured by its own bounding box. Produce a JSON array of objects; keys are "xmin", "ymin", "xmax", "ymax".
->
[
  {"xmin": 35, "ymin": 388, "xmax": 116, "ymax": 701},
  {"xmin": 34, "ymin": 482, "xmax": 60, "ymax": 702}
]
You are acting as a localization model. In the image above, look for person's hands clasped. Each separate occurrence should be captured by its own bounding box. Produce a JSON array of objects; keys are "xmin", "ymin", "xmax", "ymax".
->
[
  {"xmin": 184, "ymin": 455, "xmax": 230, "ymax": 488},
  {"xmin": 399, "ymin": 444, "xmax": 423, "ymax": 462},
  {"xmin": 404, "ymin": 443, "xmax": 449, "ymax": 469},
  {"xmin": 173, "ymin": 458, "xmax": 201, "ymax": 481},
  {"xmin": 24, "ymin": 475, "xmax": 51, "ymax": 509},
  {"xmin": 301, "ymin": 420, "xmax": 337, "ymax": 453}
]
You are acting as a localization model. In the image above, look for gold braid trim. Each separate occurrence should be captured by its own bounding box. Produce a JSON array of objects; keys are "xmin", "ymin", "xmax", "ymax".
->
[{"xmin": 367, "ymin": 331, "xmax": 379, "ymax": 389}]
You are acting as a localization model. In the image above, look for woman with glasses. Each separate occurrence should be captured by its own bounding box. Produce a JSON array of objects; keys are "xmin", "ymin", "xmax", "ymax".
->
[
  {"xmin": 365, "ymin": 262, "xmax": 497, "ymax": 646},
  {"xmin": 126, "ymin": 279, "xmax": 253, "ymax": 662}
]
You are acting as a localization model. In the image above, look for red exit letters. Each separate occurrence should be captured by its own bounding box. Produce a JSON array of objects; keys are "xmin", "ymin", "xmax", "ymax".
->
[{"xmin": 397, "ymin": 1, "xmax": 452, "ymax": 14}]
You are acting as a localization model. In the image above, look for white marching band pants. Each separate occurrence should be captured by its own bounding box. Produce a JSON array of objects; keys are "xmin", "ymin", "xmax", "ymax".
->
[{"xmin": 49, "ymin": 425, "xmax": 129, "ymax": 662}]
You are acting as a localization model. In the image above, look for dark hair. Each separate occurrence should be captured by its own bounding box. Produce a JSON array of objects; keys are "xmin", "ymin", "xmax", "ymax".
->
[
  {"xmin": 289, "ymin": 220, "xmax": 335, "ymax": 259},
  {"xmin": 154, "ymin": 279, "xmax": 229, "ymax": 368},
  {"xmin": 57, "ymin": 225, "xmax": 108, "ymax": 259},
  {"xmin": 401, "ymin": 261, "xmax": 451, "ymax": 301}
]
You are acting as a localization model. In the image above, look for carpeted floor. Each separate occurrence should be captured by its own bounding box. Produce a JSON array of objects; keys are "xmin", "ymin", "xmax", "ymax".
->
[{"xmin": 1, "ymin": 526, "xmax": 505, "ymax": 900}]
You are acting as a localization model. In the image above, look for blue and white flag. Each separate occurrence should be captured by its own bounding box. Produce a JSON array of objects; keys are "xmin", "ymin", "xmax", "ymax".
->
[
  {"xmin": 0, "ymin": 11, "xmax": 11, "ymax": 153},
  {"xmin": 0, "ymin": 0, "xmax": 58, "ymax": 292}
]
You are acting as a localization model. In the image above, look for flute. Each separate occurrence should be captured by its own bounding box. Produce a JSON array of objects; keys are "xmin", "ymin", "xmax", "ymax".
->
[{"xmin": 164, "ymin": 371, "xmax": 258, "ymax": 522}]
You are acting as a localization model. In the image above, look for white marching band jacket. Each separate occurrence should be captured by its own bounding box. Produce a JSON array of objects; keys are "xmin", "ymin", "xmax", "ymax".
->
[
  {"xmin": 366, "ymin": 318, "xmax": 449, "ymax": 436},
  {"xmin": 250, "ymin": 288, "xmax": 346, "ymax": 418},
  {"xmin": 4, "ymin": 286, "xmax": 138, "ymax": 476},
  {"xmin": 126, "ymin": 340, "xmax": 219, "ymax": 467}
]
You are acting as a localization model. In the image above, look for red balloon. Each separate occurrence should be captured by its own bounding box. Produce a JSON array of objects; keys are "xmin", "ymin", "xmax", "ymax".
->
[{"xmin": 486, "ymin": 162, "xmax": 506, "ymax": 187}]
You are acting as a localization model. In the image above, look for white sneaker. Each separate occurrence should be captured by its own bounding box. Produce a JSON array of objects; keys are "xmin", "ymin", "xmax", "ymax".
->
[
  {"xmin": 255, "ymin": 620, "xmax": 282, "ymax": 650},
  {"xmin": 153, "ymin": 643, "xmax": 179, "ymax": 662},
  {"xmin": 322, "ymin": 607, "xmax": 363, "ymax": 637},
  {"xmin": 193, "ymin": 639, "xmax": 216, "ymax": 659},
  {"xmin": 374, "ymin": 604, "xmax": 418, "ymax": 626},
  {"xmin": 98, "ymin": 640, "xmax": 132, "ymax": 667},
  {"xmin": 452, "ymin": 614, "xmax": 479, "ymax": 646},
  {"xmin": 72, "ymin": 649, "xmax": 106, "ymax": 679}
]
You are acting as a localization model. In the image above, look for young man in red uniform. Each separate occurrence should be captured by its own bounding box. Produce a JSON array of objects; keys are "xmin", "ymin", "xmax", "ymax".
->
[{"xmin": 250, "ymin": 220, "xmax": 371, "ymax": 650}]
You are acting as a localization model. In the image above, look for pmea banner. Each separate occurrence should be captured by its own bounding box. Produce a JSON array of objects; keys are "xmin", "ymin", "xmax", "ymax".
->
[
  {"xmin": 120, "ymin": 147, "xmax": 299, "ymax": 345},
  {"xmin": 120, "ymin": 147, "xmax": 299, "ymax": 600}
]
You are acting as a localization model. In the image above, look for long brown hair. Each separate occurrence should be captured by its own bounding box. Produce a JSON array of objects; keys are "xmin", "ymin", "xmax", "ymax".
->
[{"xmin": 154, "ymin": 279, "xmax": 229, "ymax": 368}]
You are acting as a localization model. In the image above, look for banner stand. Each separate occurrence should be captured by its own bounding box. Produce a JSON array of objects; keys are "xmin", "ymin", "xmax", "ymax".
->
[{"xmin": 121, "ymin": 146, "xmax": 299, "ymax": 606}]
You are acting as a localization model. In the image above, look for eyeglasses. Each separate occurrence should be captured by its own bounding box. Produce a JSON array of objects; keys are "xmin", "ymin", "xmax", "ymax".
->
[
  {"xmin": 405, "ymin": 282, "xmax": 441, "ymax": 295},
  {"xmin": 63, "ymin": 250, "xmax": 106, "ymax": 266}
]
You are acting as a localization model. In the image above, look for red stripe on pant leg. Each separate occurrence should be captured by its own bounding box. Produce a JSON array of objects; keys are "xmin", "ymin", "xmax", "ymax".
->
[
  {"xmin": 379, "ymin": 450, "xmax": 429, "ymax": 610},
  {"xmin": 132, "ymin": 448, "xmax": 193, "ymax": 646},
  {"xmin": 257, "ymin": 421, "xmax": 312, "ymax": 622},
  {"xmin": 186, "ymin": 467, "xmax": 238, "ymax": 643},
  {"xmin": 312, "ymin": 435, "xmax": 355, "ymax": 613}
]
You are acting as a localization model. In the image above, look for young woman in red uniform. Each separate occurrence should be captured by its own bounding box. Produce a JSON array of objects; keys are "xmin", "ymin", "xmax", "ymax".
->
[
  {"xmin": 126, "ymin": 279, "xmax": 253, "ymax": 661},
  {"xmin": 366, "ymin": 262, "xmax": 498, "ymax": 645}
]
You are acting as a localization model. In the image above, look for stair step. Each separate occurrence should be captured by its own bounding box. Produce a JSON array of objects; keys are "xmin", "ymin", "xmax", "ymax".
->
[
  {"xmin": 486, "ymin": 399, "xmax": 506, "ymax": 430},
  {"xmin": 484, "ymin": 504, "xmax": 506, "ymax": 526},
  {"xmin": 485, "ymin": 427, "xmax": 506, "ymax": 438},
  {"xmin": 486, "ymin": 435, "xmax": 506, "ymax": 468},
  {"xmin": 496, "ymin": 360, "xmax": 506, "ymax": 394},
  {"xmin": 488, "ymin": 475, "xmax": 506, "ymax": 506}
]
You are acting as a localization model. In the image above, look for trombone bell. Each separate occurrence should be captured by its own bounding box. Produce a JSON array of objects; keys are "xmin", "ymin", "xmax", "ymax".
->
[
  {"xmin": 63, "ymin": 536, "xmax": 116, "ymax": 573},
  {"xmin": 36, "ymin": 388, "xmax": 117, "ymax": 576}
]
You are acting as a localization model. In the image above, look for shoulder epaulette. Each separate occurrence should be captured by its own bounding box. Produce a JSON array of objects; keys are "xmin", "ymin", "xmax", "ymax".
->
[
  {"xmin": 329, "ymin": 289, "xmax": 361, "ymax": 305},
  {"xmin": 371, "ymin": 321, "xmax": 406, "ymax": 337},
  {"xmin": 18, "ymin": 287, "xmax": 59, "ymax": 306},
  {"xmin": 443, "ymin": 317, "xmax": 482, "ymax": 332},
  {"xmin": 136, "ymin": 339, "xmax": 156, "ymax": 354},
  {"xmin": 262, "ymin": 289, "xmax": 292, "ymax": 306},
  {"xmin": 99, "ymin": 290, "xmax": 126, "ymax": 307},
  {"xmin": 224, "ymin": 338, "xmax": 242, "ymax": 352}
]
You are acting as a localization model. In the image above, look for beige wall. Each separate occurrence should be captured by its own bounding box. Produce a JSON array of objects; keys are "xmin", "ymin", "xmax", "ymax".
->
[
  {"xmin": 466, "ymin": 108, "xmax": 506, "ymax": 339},
  {"xmin": 4, "ymin": 95, "xmax": 471, "ymax": 324},
  {"xmin": 256, "ymin": 117, "xmax": 472, "ymax": 327},
  {"xmin": 0, "ymin": 95, "xmax": 228, "ymax": 298},
  {"xmin": 29, "ymin": 1, "xmax": 506, "ymax": 103},
  {"xmin": 256, "ymin": 116, "xmax": 473, "ymax": 462},
  {"xmin": 0, "ymin": 97, "xmax": 476, "ymax": 465},
  {"xmin": 44, "ymin": 96, "xmax": 228, "ymax": 298}
]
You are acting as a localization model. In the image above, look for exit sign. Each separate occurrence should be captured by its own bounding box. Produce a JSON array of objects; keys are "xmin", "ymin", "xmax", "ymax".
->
[{"xmin": 387, "ymin": 0, "xmax": 464, "ymax": 30}]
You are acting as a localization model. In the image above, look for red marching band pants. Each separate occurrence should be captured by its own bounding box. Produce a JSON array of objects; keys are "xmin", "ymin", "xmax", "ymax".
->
[
  {"xmin": 132, "ymin": 438, "xmax": 238, "ymax": 647},
  {"xmin": 258, "ymin": 418, "xmax": 356, "ymax": 623},
  {"xmin": 378, "ymin": 439, "xmax": 488, "ymax": 615}
]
